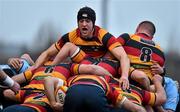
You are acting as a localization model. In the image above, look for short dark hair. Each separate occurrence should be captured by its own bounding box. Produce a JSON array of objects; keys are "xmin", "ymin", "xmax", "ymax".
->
[
  {"xmin": 77, "ymin": 6, "xmax": 96, "ymax": 25},
  {"xmin": 139, "ymin": 21, "xmax": 156, "ymax": 36}
]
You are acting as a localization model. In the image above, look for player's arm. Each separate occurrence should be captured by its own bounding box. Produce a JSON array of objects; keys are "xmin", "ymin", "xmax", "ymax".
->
[
  {"xmin": 111, "ymin": 46, "xmax": 130, "ymax": 90},
  {"xmin": 115, "ymin": 96, "xmax": 146, "ymax": 112},
  {"xmin": 44, "ymin": 77, "xmax": 58, "ymax": 104},
  {"xmin": 51, "ymin": 42, "xmax": 80, "ymax": 65},
  {"xmin": 152, "ymin": 75, "xmax": 166, "ymax": 105},
  {"xmin": 114, "ymin": 33, "xmax": 131, "ymax": 90},
  {"xmin": 44, "ymin": 77, "xmax": 64, "ymax": 112},
  {"xmin": 121, "ymin": 98, "xmax": 146, "ymax": 112},
  {"xmin": 77, "ymin": 64, "xmax": 112, "ymax": 76},
  {"xmin": 0, "ymin": 69, "xmax": 16, "ymax": 87},
  {"xmin": 34, "ymin": 44, "xmax": 59, "ymax": 68},
  {"xmin": 2, "ymin": 71, "xmax": 23, "ymax": 102},
  {"xmin": 0, "ymin": 69, "xmax": 20, "ymax": 93},
  {"xmin": 0, "ymin": 68, "xmax": 8, "ymax": 80},
  {"xmin": 11, "ymin": 72, "xmax": 26, "ymax": 84}
]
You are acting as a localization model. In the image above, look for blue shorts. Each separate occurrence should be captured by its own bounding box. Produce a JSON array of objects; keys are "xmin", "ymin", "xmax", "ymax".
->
[
  {"xmin": 2, "ymin": 104, "xmax": 36, "ymax": 112},
  {"xmin": 63, "ymin": 84, "xmax": 124, "ymax": 112}
]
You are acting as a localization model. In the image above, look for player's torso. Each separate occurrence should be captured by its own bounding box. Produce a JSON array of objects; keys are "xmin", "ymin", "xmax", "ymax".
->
[
  {"xmin": 68, "ymin": 28, "xmax": 108, "ymax": 58},
  {"xmin": 18, "ymin": 64, "xmax": 71, "ymax": 109},
  {"xmin": 24, "ymin": 64, "xmax": 71, "ymax": 90},
  {"xmin": 68, "ymin": 75, "xmax": 110, "ymax": 95},
  {"xmin": 124, "ymin": 34, "xmax": 165, "ymax": 67},
  {"xmin": 80, "ymin": 57, "xmax": 120, "ymax": 78}
]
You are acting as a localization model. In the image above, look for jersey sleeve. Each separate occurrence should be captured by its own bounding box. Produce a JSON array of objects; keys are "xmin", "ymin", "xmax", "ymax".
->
[
  {"xmin": 23, "ymin": 69, "xmax": 33, "ymax": 82},
  {"xmin": 15, "ymin": 89, "xmax": 26, "ymax": 102},
  {"xmin": 107, "ymin": 86, "xmax": 125, "ymax": 106},
  {"xmin": 142, "ymin": 90, "xmax": 156, "ymax": 106},
  {"xmin": 117, "ymin": 33, "xmax": 131, "ymax": 45},
  {"xmin": 55, "ymin": 33, "xmax": 69, "ymax": 51},
  {"xmin": 69, "ymin": 63, "xmax": 80, "ymax": 75},
  {"xmin": 102, "ymin": 33, "xmax": 122, "ymax": 51}
]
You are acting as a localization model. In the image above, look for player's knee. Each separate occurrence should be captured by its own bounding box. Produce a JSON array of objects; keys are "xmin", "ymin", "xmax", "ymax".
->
[
  {"xmin": 64, "ymin": 42, "xmax": 76, "ymax": 48},
  {"xmin": 138, "ymin": 71, "xmax": 149, "ymax": 82}
]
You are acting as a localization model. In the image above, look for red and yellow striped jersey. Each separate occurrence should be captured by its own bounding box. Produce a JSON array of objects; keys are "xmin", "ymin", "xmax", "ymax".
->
[
  {"xmin": 15, "ymin": 63, "xmax": 81, "ymax": 112},
  {"xmin": 55, "ymin": 26, "xmax": 121, "ymax": 58},
  {"xmin": 117, "ymin": 33, "xmax": 165, "ymax": 79},
  {"xmin": 67, "ymin": 75, "xmax": 156, "ymax": 106},
  {"xmin": 68, "ymin": 75, "xmax": 110, "ymax": 95},
  {"xmin": 70, "ymin": 49, "xmax": 120, "ymax": 78},
  {"xmin": 111, "ymin": 84, "xmax": 156, "ymax": 106},
  {"xmin": 118, "ymin": 33, "xmax": 165, "ymax": 67}
]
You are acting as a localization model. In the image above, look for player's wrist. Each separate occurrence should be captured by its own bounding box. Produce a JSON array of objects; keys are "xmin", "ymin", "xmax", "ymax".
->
[
  {"xmin": 50, "ymin": 101, "xmax": 57, "ymax": 106},
  {"xmin": 3, "ymin": 76, "xmax": 14, "ymax": 87},
  {"xmin": 120, "ymin": 75, "xmax": 128, "ymax": 79}
]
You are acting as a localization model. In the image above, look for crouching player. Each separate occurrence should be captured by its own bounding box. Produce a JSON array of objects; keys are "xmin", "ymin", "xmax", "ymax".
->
[
  {"xmin": 44, "ymin": 74, "xmax": 166, "ymax": 112},
  {"xmin": 2, "ymin": 62, "xmax": 112, "ymax": 112}
]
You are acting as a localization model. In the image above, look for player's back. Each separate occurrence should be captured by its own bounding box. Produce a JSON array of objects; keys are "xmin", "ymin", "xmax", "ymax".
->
[{"xmin": 122, "ymin": 34, "xmax": 165, "ymax": 67}]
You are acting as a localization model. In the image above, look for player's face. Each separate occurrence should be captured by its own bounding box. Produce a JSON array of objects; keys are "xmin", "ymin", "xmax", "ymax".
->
[{"xmin": 78, "ymin": 18, "xmax": 94, "ymax": 39}]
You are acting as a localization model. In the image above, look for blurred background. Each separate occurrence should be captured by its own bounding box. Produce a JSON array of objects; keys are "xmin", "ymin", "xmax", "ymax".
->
[{"xmin": 0, "ymin": 0, "xmax": 180, "ymax": 81}]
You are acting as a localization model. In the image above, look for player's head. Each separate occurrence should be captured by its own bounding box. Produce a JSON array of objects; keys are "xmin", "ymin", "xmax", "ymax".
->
[
  {"xmin": 135, "ymin": 21, "xmax": 156, "ymax": 37},
  {"xmin": 77, "ymin": 6, "xmax": 96, "ymax": 39},
  {"xmin": 77, "ymin": 6, "xmax": 96, "ymax": 25}
]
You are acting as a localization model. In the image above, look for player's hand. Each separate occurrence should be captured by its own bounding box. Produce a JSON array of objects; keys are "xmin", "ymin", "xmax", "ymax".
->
[
  {"xmin": 8, "ymin": 58, "xmax": 22, "ymax": 70},
  {"xmin": 119, "ymin": 76, "xmax": 129, "ymax": 90},
  {"xmin": 151, "ymin": 61, "xmax": 164, "ymax": 75},
  {"xmin": 51, "ymin": 102, "xmax": 63, "ymax": 112},
  {"xmin": 10, "ymin": 81, "xmax": 20, "ymax": 94}
]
